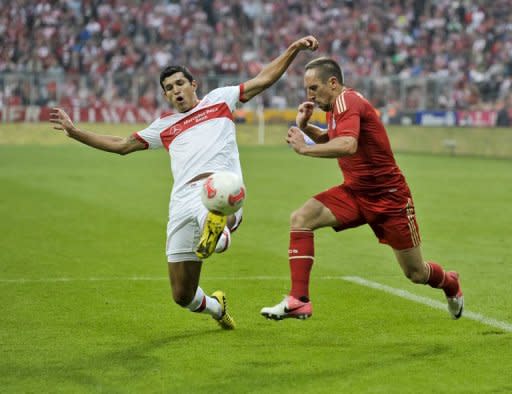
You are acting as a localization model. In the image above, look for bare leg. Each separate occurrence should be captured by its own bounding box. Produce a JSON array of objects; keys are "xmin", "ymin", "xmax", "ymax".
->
[
  {"xmin": 168, "ymin": 261, "xmax": 221, "ymax": 316},
  {"xmin": 290, "ymin": 198, "xmax": 339, "ymax": 230},
  {"xmin": 168, "ymin": 261, "xmax": 202, "ymax": 306},
  {"xmin": 393, "ymin": 245, "xmax": 429, "ymax": 284},
  {"xmin": 393, "ymin": 245, "xmax": 464, "ymax": 319}
]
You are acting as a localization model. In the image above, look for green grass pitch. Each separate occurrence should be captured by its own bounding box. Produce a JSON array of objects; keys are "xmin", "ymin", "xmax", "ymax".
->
[{"xmin": 1, "ymin": 123, "xmax": 512, "ymax": 393}]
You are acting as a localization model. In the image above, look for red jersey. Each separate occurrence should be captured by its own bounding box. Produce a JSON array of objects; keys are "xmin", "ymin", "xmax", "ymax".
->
[{"xmin": 326, "ymin": 88, "xmax": 407, "ymax": 193}]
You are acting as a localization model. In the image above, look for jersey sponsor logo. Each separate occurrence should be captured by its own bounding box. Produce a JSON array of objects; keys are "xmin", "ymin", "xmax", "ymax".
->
[
  {"xmin": 205, "ymin": 177, "xmax": 217, "ymax": 198},
  {"xmin": 160, "ymin": 102, "xmax": 233, "ymax": 150},
  {"xmin": 168, "ymin": 124, "xmax": 182, "ymax": 136},
  {"xmin": 228, "ymin": 187, "xmax": 245, "ymax": 206}
]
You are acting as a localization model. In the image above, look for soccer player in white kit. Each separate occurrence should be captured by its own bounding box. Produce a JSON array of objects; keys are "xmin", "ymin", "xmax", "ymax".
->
[{"xmin": 49, "ymin": 36, "xmax": 318, "ymax": 329}]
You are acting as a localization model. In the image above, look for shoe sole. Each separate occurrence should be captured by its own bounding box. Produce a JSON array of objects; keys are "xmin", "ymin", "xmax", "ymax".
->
[
  {"xmin": 195, "ymin": 213, "xmax": 227, "ymax": 259},
  {"xmin": 217, "ymin": 317, "xmax": 235, "ymax": 329},
  {"xmin": 212, "ymin": 291, "xmax": 235, "ymax": 329},
  {"xmin": 261, "ymin": 312, "xmax": 312, "ymax": 321}
]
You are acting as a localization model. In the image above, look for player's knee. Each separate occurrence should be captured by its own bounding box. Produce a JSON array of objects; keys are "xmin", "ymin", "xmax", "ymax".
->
[
  {"xmin": 404, "ymin": 269, "xmax": 427, "ymax": 284},
  {"xmin": 290, "ymin": 209, "xmax": 307, "ymax": 228},
  {"xmin": 172, "ymin": 288, "xmax": 194, "ymax": 307}
]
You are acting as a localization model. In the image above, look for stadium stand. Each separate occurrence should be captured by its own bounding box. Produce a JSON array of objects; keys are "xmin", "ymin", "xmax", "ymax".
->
[{"xmin": 0, "ymin": 0, "xmax": 511, "ymax": 117}]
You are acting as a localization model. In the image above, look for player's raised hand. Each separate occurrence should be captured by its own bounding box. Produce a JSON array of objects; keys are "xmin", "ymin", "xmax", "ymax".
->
[
  {"xmin": 50, "ymin": 108, "xmax": 76, "ymax": 136},
  {"xmin": 292, "ymin": 36, "xmax": 318, "ymax": 52},
  {"xmin": 286, "ymin": 126, "xmax": 307, "ymax": 154},
  {"xmin": 296, "ymin": 101, "xmax": 315, "ymax": 129}
]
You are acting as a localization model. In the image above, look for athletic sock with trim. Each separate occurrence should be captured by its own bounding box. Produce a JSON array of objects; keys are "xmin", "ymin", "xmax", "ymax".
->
[
  {"xmin": 185, "ymin": 286, "xmax": 222, "ymax": 318},
  {"xmin": 289, "ymin": 230, "xmax": 314, "ymax": 301},
  {"xmin": 426, "ymin": 262, "xmax": 459, "ymax": 297}
]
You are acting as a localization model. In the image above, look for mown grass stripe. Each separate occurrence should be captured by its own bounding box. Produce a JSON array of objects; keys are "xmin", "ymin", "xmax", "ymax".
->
[{"xmin": 2, "ymin": 274, "xmax": 510, "ymax": 333}]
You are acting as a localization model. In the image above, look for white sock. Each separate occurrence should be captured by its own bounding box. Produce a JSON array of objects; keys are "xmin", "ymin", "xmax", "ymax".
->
[
  {"xmin": 185, "ymin": 286, "xmax": 221, "ymax": 318},
  {"xmin": 205, "ymin": 295, "xmax": 222, "ymax": 319},
  {"xmin": 186, "ymin": 286, "xmax": 205, "ymax": 312}
]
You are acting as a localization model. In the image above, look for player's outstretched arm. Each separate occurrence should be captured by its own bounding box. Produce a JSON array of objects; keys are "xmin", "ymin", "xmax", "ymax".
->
[
  {"xmin": 286, "ymin": 126, "xmax": 357, "ymax": 158},
  {"xmin": 296, "ymin": 102, "xmax": 329, "ymax": 143},
  {"xmin": 50, "ymin": 108, "xmax": 146, "ymax": 155},
  {"xmin": 241, "ymin": 36, "xmax": 318, "ymax": 102}
]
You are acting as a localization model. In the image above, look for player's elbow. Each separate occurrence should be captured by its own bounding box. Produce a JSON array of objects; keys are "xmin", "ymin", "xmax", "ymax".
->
[
  {"xmin": 243, "ymin": 74, "xmax": 275, "ymax": 101},
  {"xmin": 116, "ymin": 138, "xmax": 141, "ymax": 156},
  {"xmin": 341, "ymin": 138, "xmax": 358, "ymax": 156},
  {"xmin": 253, "ymin": 76, "xmax": 275, "ymax": 93},
  {"xmin": 118, "ymin": 147, "xmax": 138, "ymax": 156},
  {"xmin": 260, "ymin": 77, "xmax": 274, "ymax": 89},
  {"xmin": 345, "ymin": 141, "xmax": 358, "ymax": 155},
  {"xmin": 112, "ymin": 145, "xmax": 130, "ymax": 155},
  {"xmin": 333, "ymin": 138, "xmax": 357, "ymax": 156}
]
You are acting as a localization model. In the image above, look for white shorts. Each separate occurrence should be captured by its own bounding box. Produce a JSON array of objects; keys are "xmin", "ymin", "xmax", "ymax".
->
[{"xmin": 166, "ymin": 180, "xmax": 242, "ymax": 263}]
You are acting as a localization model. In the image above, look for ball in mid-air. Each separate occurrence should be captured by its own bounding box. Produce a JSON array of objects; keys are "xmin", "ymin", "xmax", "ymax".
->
[{"xmin": 201, "ymin": 171, "xmax": 246, "ymax": 215}]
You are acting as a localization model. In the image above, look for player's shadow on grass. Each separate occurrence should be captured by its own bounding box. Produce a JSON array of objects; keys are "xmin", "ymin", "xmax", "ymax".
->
[{"xmin": 5, "ymin": 329, "xmax": 222, "ymax": 391}]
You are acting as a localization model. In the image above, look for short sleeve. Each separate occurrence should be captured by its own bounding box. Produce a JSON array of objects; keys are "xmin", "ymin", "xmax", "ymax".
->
[
  {"xmin": 205, "ymin": 85, "xmax": 242, "ymax": 111},
  {"xmin": 134, "ymin": 119, "xmax": 164, "ymax": 149},
  {"xmin": 332, "ymin": 92, "xmax": 363, "ymax": 139}
]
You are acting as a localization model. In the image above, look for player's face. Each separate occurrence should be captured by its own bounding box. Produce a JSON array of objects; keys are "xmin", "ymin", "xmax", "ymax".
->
[
  {"xmin": 161, "ymin": 72, "xmax": 198, "ymax": 112},
  {"xmin": 304, "ymin": 69, "xmax": 336, "ymax": 112}
]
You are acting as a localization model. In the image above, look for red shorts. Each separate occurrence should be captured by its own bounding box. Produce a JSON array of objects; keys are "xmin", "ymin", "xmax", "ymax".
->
[{"xmin": 314, "ymin": 184, "xmax": 420, "ymax": 250}]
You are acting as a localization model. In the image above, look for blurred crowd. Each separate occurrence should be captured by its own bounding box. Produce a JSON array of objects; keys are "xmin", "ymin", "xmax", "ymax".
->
[{"xmin": 1, "ymin": 0, "xmax": 511, "ymax": 113}]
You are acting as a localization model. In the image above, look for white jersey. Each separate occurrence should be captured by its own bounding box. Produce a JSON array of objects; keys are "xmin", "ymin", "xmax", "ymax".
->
[{"xmin": 134, "ymin": 85, "xmax": 244, "ymax": 197}]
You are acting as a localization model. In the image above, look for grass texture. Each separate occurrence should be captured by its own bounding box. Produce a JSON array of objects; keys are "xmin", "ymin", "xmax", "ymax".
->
[{"xmin": 1, "ymin": 123, "xmax": 511, "ymax": 393}]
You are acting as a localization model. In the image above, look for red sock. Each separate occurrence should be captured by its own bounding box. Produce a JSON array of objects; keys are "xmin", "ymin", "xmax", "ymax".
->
[
  {"xmin": 289, "ymin": 230, "xmax": 314, "ymax": 300},
  {"xmin": 193, "ymin": 296, "xmax": 206, "ymax": 312},
  {"xmin": 426, "ymin": 262, "xmax": 458, "ymax": 297}
]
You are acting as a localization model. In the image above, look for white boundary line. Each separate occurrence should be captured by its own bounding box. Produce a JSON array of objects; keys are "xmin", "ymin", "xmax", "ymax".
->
[
  {"xmin": 0, "ymin": 276, "xmax": 283, "ymax": 283},
  {"xmin": 342, "ymin": 276, "xmax": 512, "ymax": 333},
  {"xmin": 1, "ymin": 275, "xmax": 511, "ymax": 332}
]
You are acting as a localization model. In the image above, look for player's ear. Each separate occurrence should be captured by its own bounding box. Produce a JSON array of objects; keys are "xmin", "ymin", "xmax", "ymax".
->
[
  {"xmin": 329, "ymin": 76, "xmax": 338, "ymax": 89},
  {"xmin": 191, "ymin": 80, "xmax": 198, "ymax": 91}
]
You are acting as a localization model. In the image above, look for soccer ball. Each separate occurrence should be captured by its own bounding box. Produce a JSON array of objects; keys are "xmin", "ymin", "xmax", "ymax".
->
[{"xmin": 201, "ymin": 171, "xmax": 246, "ymax": 215}]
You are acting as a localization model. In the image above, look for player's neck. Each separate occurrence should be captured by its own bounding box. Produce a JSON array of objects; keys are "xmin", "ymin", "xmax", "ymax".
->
[
  {"xmin": 181, "ymin": 98, "xmax": 201, "ymax": 113},
  {"xmin": 333, "ymin": 86, "xmax": 345, "ymax": 97},
  {"xmin": 327, "ymin": 86, "xmax": 346, "ymax": 111}
]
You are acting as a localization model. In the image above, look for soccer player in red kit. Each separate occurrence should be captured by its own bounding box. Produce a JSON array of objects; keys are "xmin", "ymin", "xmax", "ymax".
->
[{"xmin": 260, "ymin": 57, "xmax": 464, "ymax": 321}]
